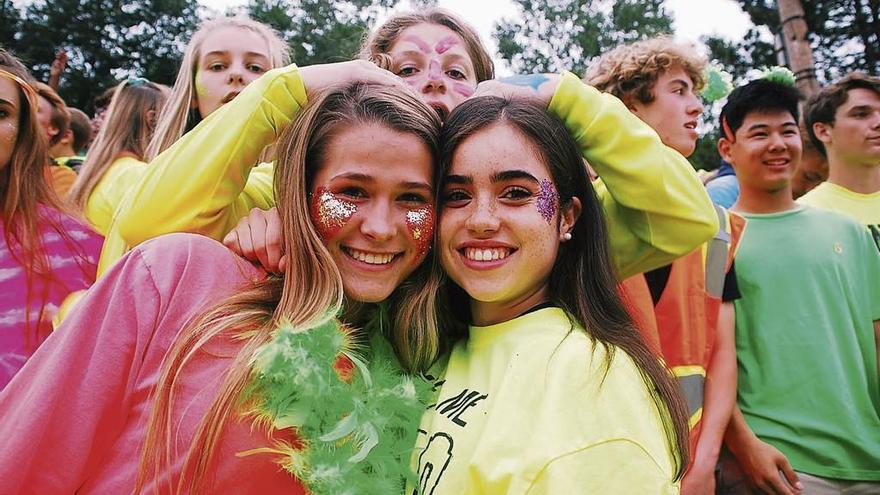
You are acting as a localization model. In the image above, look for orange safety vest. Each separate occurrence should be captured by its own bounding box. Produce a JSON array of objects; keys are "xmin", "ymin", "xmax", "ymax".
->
[{"xmin": 620, "ymin": 206, "xmax": 746, "ymax": 453}]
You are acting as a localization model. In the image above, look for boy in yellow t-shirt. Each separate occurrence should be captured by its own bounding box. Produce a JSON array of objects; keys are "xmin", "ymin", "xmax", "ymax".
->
[{"xmin": 800, "ymin": 72, "xmax": 880, "ymax": 249}]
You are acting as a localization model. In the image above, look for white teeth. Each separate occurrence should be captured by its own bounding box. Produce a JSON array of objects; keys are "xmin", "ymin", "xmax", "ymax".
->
[
  {"xmin": 463, "ymin": 247, "xmax": 510, "ymax": 261},
  {"xmin": 348, "ymin": 249, "xmax": 394, "ymax": 265}
]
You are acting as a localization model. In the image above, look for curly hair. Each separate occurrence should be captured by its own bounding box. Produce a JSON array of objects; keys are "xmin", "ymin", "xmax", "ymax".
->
[{"xmin": 584, "ymin": 37, "xmax": 707, "ymax": 105}]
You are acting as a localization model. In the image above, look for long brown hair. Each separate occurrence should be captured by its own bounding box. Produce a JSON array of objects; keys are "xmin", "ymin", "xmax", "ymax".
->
[
  {"xmin": 144, "ymin": 16, "xmax": 289, "ymax": 161},
  {"xmin": 434, "ymin": 96, "xmax": 690, "ymax": 478},
  {"xmin": 69, "ymin": 79, "xmax": 166, "ymax": 213},
  {"xmin": 0, "ymin": 49, "xmax": 92, "ymax": 347},
  {"xmin": 135, "ymin": 82, "xmax": 442, "ymax": 493},
  {"xmin": 359, "ymin": 8, "xmax": 495, "ymax": 83}
]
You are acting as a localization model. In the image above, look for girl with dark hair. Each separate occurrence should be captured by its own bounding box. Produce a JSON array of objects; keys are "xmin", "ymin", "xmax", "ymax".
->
[
  {"xmin": 413, "ymin": 97, "xmax": 690, "ymax": 494},
  {"xmin": 0, "ymin": 49, "xmax": 102, "ymax": 389}
]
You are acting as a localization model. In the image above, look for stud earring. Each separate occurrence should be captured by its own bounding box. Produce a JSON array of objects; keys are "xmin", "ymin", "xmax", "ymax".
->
[{"xmin": 562, "ymin": 232, "xmax": 572, "ymax": 241}]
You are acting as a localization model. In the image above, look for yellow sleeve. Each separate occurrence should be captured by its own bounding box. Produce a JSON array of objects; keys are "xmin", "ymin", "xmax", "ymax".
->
[
  {"xmin": 548, "ymin": 71, "xmax": 718, "ymax": 278},
  {"xmin": 84, "ymin": 157, "xmax": 147, "ymax": 236},
  {"xmin": 524, "ymin": 440, "xmax": 679, "ymax": 495},
  {"xmin": 114, "ymin": 64, "xmax": 306, "ymax": 247}
]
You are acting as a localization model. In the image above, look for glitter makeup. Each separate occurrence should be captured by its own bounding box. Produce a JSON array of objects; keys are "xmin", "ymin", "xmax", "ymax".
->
[
  {"xmin": 405, "ymin": 205, "xmax": 434, "ymax": 257},
  {"xmin": 536, "ymin": 179, "xmax": 558, "ymax": 223},
  {"xmin": 311, "ymin": 187, "xmax": 357, "ymax": 240},
  {"xmin": 434, "ymin": 36, "xmax": 459, "ymax": 54}
]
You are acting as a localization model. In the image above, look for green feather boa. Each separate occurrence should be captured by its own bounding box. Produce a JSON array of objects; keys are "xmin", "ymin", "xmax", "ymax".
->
[{"xmin": 243, "ymin": 310, "xmax": 433, "ymax": 495}]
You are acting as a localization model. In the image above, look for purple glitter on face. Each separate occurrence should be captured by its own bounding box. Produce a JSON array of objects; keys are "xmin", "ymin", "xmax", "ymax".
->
[{"xmin": 536, "ymin": 179, "xmax": 558, "ymax": 223}]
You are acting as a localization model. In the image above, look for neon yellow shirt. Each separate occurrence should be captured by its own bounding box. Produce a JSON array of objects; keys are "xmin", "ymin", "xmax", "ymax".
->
[
  {"xmin": 96, "ymin": 65, "xmax": 305, "ymax": 275},
  {"xmin": 84, "ymin": 155, "xmax": 147, "ymax": 236},
  {"xmin": 413, "ymin": 307, "xmax": 679, "ymax": 494},
  {"xmin": 103, "ymin": 68, "xmax": 716, "ymax": 278},
  {"xmin": 798, "ymin": 181, "xmax": 880, "ymax": 249}
]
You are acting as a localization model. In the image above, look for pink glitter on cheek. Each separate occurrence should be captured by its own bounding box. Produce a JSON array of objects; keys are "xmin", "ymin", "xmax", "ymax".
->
[
  {"xmin": 406, "ymin": 204, "xmax": 434, "ymax": 258},
  {"xmin": 536, "ymin": 179, "xmax": 558, "ymax": 223},
  {"xmin": 452, "ymin": 83, "xmax": 475, "ymax": 98},
  {"xmin": 310, "ymin": 187, "xmax": 357, "ymax": 240},
  {"xmin": 434, "ymin": 36, "xmax": 459, "ymax": 54}
]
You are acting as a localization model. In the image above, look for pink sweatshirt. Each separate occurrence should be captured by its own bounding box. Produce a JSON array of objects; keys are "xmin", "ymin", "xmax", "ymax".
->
[
  {"xmin": 0, "ymin": 205, "xmax": 103, "ymax": 389},
  {"xmin": 0, "ymin": 233, "xmax": 305, "ymax": 494}
]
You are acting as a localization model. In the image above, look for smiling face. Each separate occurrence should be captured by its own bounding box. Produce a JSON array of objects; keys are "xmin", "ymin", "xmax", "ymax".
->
[
  {"xmin": 309, "ymin": 122, "xmax": 434, "ymax": 303},
  {"xmin": 439, "ymin": 122, "xmax": 577, "ymax": 325},
  {"xmin": 0, "ymin": 77, "xmax": 20, "ymax": 170},
  {"xmin": 814, "ymin": 88, "xmax": 880, "ymax": 168},
  {"xmin": 629, "ymin": 66, "xmax": 704, "ymax": 157},
  {"xmin": 388, "ymin": 23, "xmax": 478, "ymax": 119},
  {"xmin": 193, "ymin": 26, "xmax": 272, "ymax": 118},
  {"xmin": 720, "ymin": 110, "xmax": 802, "ymax": 194}
]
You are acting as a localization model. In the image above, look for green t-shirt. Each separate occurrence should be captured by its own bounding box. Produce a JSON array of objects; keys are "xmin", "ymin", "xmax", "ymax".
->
[{"xmin": 734, "ymin": 205, "xmax": 880, "ymax": 481}]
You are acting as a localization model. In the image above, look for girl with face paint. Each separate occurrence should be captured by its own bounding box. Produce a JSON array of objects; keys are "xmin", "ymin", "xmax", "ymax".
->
[
  {"xmin": 0, "ymin": 83, "xmax": 444, "ymax": 493},
  {"xmin": 413, "ymin": 96, "xmax": 690, "ymax": 494},
  {"xmin": 0, "ymin": 50, "xmax": 103, "ymax": 389}
]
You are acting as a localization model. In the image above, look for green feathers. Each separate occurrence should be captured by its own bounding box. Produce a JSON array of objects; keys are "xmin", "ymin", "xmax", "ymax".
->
[
  {"xmin": 244, "ymin": 313, "xmax": 433, "ymax": 495},
  {"xmin": 702, "ymin": 64, "xmax": 734, "ymax": 103},
  {"xmin": 760, "ymin": 66, "xmax": 797, "ymax": 87}
]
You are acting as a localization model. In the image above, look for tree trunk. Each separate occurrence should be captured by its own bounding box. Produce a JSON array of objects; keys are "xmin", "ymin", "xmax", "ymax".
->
[{"xmin": 777, "ymin": 0, "xmax": 820, "ymax": 96}]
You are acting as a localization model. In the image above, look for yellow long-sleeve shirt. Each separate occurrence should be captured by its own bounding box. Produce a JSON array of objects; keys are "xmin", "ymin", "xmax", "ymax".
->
[
  {"xmin": 103, "ymin": 66, "xmax": 716, "ymax": 278},
  {"xmin": 84, "ymin": 155, "xmax": 147, "ymax": 236}
]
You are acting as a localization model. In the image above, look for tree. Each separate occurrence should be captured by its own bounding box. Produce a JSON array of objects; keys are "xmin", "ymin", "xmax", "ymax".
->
[
  {"xmin": 0, "ymin": 0, "xmax": 21, "ymax": 48},
  {"xmin": 8, "ymin": 0, "xmax": 200, "ymax": 112},
  {"xmin": 706, "ymin": 0, "xmax": 879, "ymax": 84},
  {"xmin": 493, "ymin": 0, "xmax": 674, "ymax": 75},
  {"xmin": 245, "ymin": 0, "xmax": 396, "ymax": 66}
]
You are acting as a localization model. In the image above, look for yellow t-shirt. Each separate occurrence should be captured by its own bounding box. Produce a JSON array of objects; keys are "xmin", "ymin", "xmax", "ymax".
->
[
  {"xmin": 798, "ymin": 181, "xmax": 880, "ymax": 249},
  {"xmin": 105, "ymin": 69, "xmax": 716, "ymax": 279},
  {"xmin": 413, "ymin": 308, "xmax": 679, "ymax": 495},
  {"xmin": 84, "ymin": 155, "xmax": 147, "ymax": 236}
]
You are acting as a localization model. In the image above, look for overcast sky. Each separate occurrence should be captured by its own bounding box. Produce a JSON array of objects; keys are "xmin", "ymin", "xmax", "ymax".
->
[{"xmin": 198, "ymin": 0, "xmax": 756, "ymax": 75}]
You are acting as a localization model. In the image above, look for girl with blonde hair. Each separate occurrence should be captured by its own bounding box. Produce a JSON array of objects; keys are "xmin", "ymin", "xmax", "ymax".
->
[
  {"xmin": 68, "ymin": 78, "xmax": 166, "ymax": 234},
  {"xmin": 0, "ymin": 49, "xmax": 102, "ymax": 389},
  {"xmin": 0, "ymin": 81, "xmax": 443, "ymax": 493}
]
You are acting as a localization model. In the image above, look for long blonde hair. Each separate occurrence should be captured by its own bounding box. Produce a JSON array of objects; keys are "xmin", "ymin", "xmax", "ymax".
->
[
  {"xmin": 135, "ymin": 82, "xmax": 442, "ymax": 493},
  {"xmin": 359, "ymin": 8, "xmax": 495, "ymax": 82},
  {"xmin": 144, "ymin": 16, "xmax": 289, "ymax": 161},
  {"xmin": 69, "ymin": 79, "xmax": 166, "ymax": 212}
]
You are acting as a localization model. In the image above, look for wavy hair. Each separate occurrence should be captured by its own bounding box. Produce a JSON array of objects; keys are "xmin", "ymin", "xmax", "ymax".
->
[{"xmin": 135, "ymin": 82, "xmax": 442, "ymax": 493}]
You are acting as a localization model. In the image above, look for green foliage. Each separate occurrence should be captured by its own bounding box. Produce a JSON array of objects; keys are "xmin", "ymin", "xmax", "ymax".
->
[
  {"xmin": 494, "ymin": 0, "xmax": 673, "ymax": 75},
  {"xmin": 707, "ymin": 0, "xmax": 880, "ymax": 84},
  {"xmin": 0, "ymin": 0, "xmax": 21, "ymax": 47},
  {"xmin": 244, "ymin": 0, "xmax": 395, "ymax": 66},
  {"xmin": 3, "ymin": 0, "xmax": 199, "ymax": 112}
]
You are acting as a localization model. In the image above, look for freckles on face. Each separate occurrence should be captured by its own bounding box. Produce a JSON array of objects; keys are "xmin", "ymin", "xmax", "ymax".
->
[
  {"xmin": 536, "ymin": 179, "xmax": 558, "ymax": 223},
  {"xmin": 310, "ymin": 187, "xmax": 357, "ymax": 241},
  {"xmin": 406, "ymin": 204, "xmax": 435, "ymax": 258}
]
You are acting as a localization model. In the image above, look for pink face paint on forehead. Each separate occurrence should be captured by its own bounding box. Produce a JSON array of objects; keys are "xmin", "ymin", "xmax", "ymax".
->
[
  {"xmin": 452, "ymin": 82, "xmax": 475, "ymax": 98},
  {"xmin": 536, "ymin": 179, "xmax": 559, "ymax": 224},
  {"xmin": 434, "ymin": 36, "xmax": 459, "ymax": 54},
  {"xmin": 310, "ymin": 187, "xmax": 357, "ymax": 241},
  {"xmin": 402, "ymin": 35, "xmax": 431, "ymax": 54},
  {"xmin": 406, "ymin": 204, "xmax": 434, "ymax": 258}
]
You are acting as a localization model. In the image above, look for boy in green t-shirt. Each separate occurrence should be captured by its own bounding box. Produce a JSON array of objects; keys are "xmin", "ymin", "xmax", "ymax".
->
[{"xmin": 717, "ymin": 78, "xmax": 880, "ymax": 495}]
